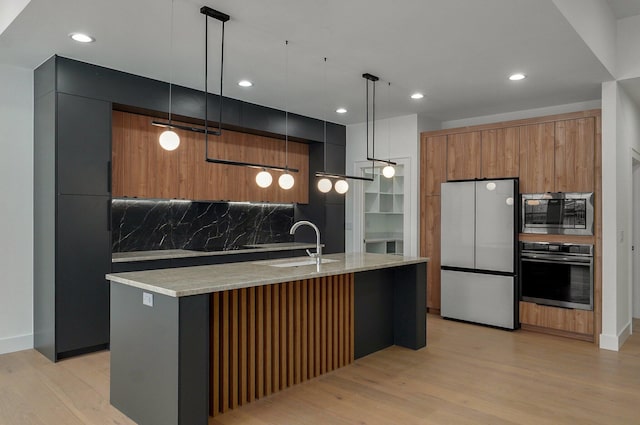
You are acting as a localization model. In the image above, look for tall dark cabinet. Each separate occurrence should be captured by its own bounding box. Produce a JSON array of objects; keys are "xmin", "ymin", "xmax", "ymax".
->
[
  {"xmin": 34, "ymin": 61, "xmax": 112, "ymax": 361},
  {"xmin": 34, "ymin": 55, "xmax": 346, "ymax": 361}
]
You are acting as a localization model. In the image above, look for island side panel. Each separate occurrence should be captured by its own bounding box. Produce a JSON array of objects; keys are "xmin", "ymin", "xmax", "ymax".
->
[
  {"xmin": 354, "ymin": 263, "xmax": 428, "ymax": 359},
  {"xmin": 178, "ymin": 294, "xmax": 210, "ymax": 425},
  {"xmin": 393, "ymin": 263, "xmax": 427, "ymax": 350},
  {"xmin": 110, "ymin": 283, "xmax": 210, "ymax": 425},
  {"xmin": 354, "ymin": 268, "xmax": 395, "ymax": 359}
]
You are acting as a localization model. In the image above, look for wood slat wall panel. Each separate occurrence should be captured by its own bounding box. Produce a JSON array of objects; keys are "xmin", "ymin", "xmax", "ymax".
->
[
  {"xmin": 209, "ymin": 275, "xmax": 355, "ymax": 416},
  {"xmin": 111, "ymin": 111, "xmax": 309, "ymax": 203}
]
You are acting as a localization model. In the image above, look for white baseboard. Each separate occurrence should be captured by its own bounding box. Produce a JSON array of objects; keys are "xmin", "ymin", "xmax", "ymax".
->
[
  {"xmin": 0, "ymin": 333, "xmax": 33, "ymax": 355},
  {"xmin": 619, "ymin": 321, "xmax": 632, "ymax": 348},
  {"xmin": 599, "ymin": 321, "xmax": 633, "ymax": 351}
]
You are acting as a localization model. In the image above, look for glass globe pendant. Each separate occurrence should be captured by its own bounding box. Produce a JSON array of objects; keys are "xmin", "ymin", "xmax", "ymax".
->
[
  {"xmin": 317, "ymin": 178, "xmax": 332, "ymax": 193},
  {"xmin": 159, "ymin": 129, "xmax": 180, "ymax": 151},
  {"xmin": 334, "ymin": 179, "xmax": 349, "ymax": 194},
  {"xmin": 278, "ymin": 172, "xmax": 294, "ymax": 190},
  {"xmin": 382, "ymin": 164, "xmax": 395, "ymax": 178},
  {"xmin": 256, "ymin": 170, "xmax": 273, "ymax": 188}
]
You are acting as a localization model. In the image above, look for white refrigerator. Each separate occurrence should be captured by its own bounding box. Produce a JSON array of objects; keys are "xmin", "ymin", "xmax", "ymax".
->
[{"xmin": 440, "ymin": 179, "xmax": 518, "ymax": 329}]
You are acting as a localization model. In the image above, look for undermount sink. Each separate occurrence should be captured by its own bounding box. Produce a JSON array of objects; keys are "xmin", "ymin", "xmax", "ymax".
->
[{"xmin": 260, "ymin": 258, "xmax": 339, "ymax": 268}]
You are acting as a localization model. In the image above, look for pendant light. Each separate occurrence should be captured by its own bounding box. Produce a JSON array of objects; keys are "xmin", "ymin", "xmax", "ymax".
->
[
  {"xmin": 256, "ymin": 169, "xmax": 273, "ymax": 188},
  {"xmin": 381, "ymin": 82, "xmax": 395, "ymax": 178},
  {"xmin": 278, "ymin": 40, "xmax": 294, "ymax": 190},
  {"xmin": 159, "ymin": 0, "xmax": 180, "ymax": 151},
  {"xmin": 317, "ymin": 57, "xmax": 333, "ymax": 193},
  {"xmin": 315, "ymin": 58, "xmax": 373, "ymax": 193},
  {"xmin": 186, "ymin": 8, "xmax": 299, "ymax": 183},
  {"xmin": 363, "ymin": 73, "xmax": 396, "ymax": 174}
]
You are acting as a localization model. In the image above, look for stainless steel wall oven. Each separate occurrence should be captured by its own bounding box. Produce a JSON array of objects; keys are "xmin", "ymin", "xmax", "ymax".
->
[{"xmin": 520, "ymin": 242, "xmax": 593, "ymax": 310}]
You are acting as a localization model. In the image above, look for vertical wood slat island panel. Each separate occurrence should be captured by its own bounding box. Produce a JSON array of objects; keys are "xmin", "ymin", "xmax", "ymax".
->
[{"xmin": 209, "ymin": 274, "xmax": 355, "ymax": 417}]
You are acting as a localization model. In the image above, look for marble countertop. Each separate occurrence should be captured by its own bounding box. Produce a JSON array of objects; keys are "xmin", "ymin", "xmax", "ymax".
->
[
  {"xmin": 111, "ymin": 242, "xmax": 320, "ymax": 263},
  {"xmin": 106, "ymin": 252, "xmax": 429, "ymax": 297}
]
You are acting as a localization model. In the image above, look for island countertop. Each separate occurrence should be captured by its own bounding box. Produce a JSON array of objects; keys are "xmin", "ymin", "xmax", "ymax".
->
[{"xmin": 106, "ymin": 252, "xmax": 428, "ymax": 297}]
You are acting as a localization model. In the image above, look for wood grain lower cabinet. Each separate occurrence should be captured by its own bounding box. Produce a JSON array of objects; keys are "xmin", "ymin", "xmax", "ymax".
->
[
  {"xmin": 519, "ymin": 301, "xmax": 594, "ymax": 341},
  {"xmin": 112, "ymin": 111, "xmax": 309, "ymax": 204}
]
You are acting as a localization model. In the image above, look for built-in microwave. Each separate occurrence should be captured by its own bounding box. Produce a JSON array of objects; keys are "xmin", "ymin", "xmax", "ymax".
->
[{"xmin": 521, "ymin": 192, "xmax": 594, "ymax": 236}]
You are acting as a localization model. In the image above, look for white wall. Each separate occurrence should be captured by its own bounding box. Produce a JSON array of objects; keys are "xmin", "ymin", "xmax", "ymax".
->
[
  {"xmin": 345, "ymin": 114, "xmax": 420, "ymax": 256},
  {"xmin": 617, "ymin": 14, "xmax": 640, "ymax": 80},
  {"xmin": 633, "ymin": 161, "xmax": 640, "ymax": 319},
  {"xmin": 0, "ymin": 64, "xmax": 33, "ymax": 354},
  {"xmin": 600, "ymin": 81, "xmax": 640, "ymax": 350}
]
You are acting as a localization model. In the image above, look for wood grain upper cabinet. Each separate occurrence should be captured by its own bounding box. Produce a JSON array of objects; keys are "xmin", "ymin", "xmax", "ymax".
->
[
  {"xmin": 112, "ymin": 111, "xmax": 309, "ymax": 203},
  {"xmin": 554, "ymin": 118, "xmax": 595, "ymax": 193},
  {"xmin": 421, "ymin": 135, "xmax": 447, "ymax": 195},
  {"xmin": 481, "ymin": 127, "xmax": 519, "ymax": 179},
  {"xmin": 519, "ymin": 123, "xmax": 554, "ymax": 193},
  {"xmin": 446, "ymin": 132, "xmax": 481, "ymax": 181},
  {"xmin": 112, "ymin": 111, "xmax": 180, "ymax": 199}
]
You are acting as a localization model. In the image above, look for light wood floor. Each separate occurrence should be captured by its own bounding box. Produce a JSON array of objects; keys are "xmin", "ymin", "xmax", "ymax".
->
[{"xmin": 1, "ymin": 316, "xmax": 639, "ymax": 425}]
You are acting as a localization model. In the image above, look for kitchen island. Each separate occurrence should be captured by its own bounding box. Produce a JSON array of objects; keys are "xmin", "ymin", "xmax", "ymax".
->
[{"xmin": 107, "ymin": 252, "xmax": 428, "ymax": 425}]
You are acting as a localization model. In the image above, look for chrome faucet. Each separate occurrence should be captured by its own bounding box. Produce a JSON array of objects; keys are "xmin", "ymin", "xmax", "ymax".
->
[{"xmin": 289, "ymin": 220, "xmax": 322, "ymax": 265}]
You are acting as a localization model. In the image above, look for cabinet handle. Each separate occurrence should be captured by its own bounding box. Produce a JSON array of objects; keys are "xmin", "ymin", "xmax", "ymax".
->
[
  {"xmin": 107, "ymin": 161, "xmax": 112, "ymax": 193},
  {"xmin": 107, "ymin": 199, "xmax": 112, "ymax": 231}
]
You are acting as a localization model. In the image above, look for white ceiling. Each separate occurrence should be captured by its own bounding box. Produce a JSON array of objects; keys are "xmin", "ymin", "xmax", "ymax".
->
[
  {"xmin": 606, "ymin": 0, "xmax": 640, "ymax": 20},
  {"xmin": 0, "ymin": 0, "xmax": 621, "ymax": 125}
]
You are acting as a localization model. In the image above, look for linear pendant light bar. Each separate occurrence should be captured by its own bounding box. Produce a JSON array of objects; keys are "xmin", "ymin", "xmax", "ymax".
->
[
  {"xmin": 151, "ymin": 120, "xmax": 221, "ymax": 135},
  {"xmin": 198, "ymin": 5, "xmax": 297, "ymax": 177},
  {"xmin": 364, "ymin": 73, "xmax": 396, "ymax": 167},
  {"xmin": 315, "ymin": 58, "xmax": 373, "ymax": 186},
  {"xmin": 315, "ymin": 171, "xmax": 373, "ymax": 182}
]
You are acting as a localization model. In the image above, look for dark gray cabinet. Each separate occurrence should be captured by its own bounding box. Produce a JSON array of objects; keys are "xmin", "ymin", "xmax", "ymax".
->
[
  {"xmin": 34, "ymin": 58, "xmax": 113, "ymax": 361},
  {"xmin": 56, "ymin": 195, "xmax": 111, "ymax": 353},
  {"xmin": 57, "ymin": 94, "xmax": 112, "ymax": 195}
]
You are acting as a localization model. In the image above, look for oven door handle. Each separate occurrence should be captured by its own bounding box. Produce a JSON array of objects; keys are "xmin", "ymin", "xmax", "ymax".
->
[{"xmin": 521, "ymin": 256, "xmax": 592, "ymax": 266}]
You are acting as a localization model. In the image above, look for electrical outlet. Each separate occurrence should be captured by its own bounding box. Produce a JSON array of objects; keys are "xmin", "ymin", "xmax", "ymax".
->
[{"xmin": 143, "ymin": 292, "xmax": 154, "ymax": 307}]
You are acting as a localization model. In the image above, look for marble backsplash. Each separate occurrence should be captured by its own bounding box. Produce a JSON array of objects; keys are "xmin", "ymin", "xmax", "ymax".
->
[{"xmin": 112, "ymin": 199, "xmax": 295, "ymax": 252}]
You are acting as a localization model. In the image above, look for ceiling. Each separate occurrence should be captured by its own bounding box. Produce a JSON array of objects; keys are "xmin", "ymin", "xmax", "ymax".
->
[
  {"xmin": 606, "ymin": 0, "xmax": 640, "ymax": 20},
  {"xmin": 0, "ymin": 0, "xmax": 630, "ymax": 125}
]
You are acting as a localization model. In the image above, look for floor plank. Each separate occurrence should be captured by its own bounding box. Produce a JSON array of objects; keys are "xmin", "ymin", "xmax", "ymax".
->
[{"xmin": 1, "ymin": 316, "xmax": 638, "ymax": 425}]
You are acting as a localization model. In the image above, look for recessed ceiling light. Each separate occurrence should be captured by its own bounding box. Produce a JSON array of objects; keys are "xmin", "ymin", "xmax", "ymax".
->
[
  {"xmin": 336, "ymin": 108, "xmax": 347, "ymax": 114},
  {"xmin": 69, "ymin": 33, "xmax": 95, "ymax": 43},
  {"xmin": 410, "ymin": 93, "xmax": 424, "ymax": 100},
  {"xmin": 509, "ymin": 73, "xmax": 526, "ymax": 81},
  {"xmin": 238, "ymin": 80, "xmax": 253, "ymax": 87}
]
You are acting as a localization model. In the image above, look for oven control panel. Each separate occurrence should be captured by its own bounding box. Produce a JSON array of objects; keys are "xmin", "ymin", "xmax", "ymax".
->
[{"xmin": 521, "ymin": 242, "xmax": 592, "ymax": 256}]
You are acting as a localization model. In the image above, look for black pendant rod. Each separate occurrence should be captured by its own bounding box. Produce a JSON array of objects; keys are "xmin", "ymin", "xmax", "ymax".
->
[
  {"xmin": 362, "ymin": 73, "xmax": 397, "ymax": 167},
  {"xmin": 316, "ymin": 171, "xmax": 373, "ymax": 182},
  {"xmin": 198, "ymin": 6, "xmax": 298, "ymax": 174}
]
